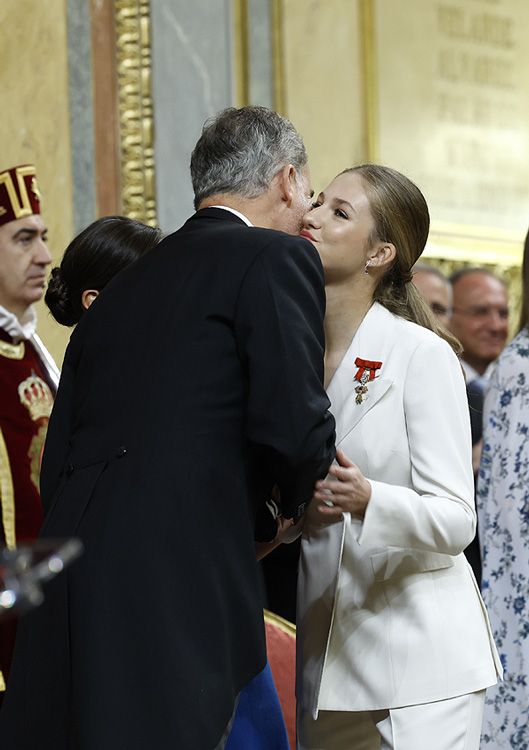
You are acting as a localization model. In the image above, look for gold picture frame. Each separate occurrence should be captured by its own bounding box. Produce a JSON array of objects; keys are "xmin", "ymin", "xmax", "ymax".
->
[{"xmin": 114, "ymin": 0, "xmax": 157, "ymax": 226}]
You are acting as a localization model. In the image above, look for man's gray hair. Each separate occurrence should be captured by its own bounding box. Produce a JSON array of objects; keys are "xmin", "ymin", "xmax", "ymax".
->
[
  {"xmin": 412, "ymin": 262, "xmax": 450, "ymax": 284},
  {"xmin": 190, "ymin": 106, "xmax": 307, "ymax": 209}
]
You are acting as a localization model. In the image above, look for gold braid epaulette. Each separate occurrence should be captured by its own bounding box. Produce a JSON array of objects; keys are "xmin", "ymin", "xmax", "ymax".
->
[
  {"xmin": 0, "ymin": 428, "xmax": 15, "ymax": 550},
  {"xmin": 0, "ymin": 339, "xmax": 24, "ymax": 360},
  {"xmin": 0, "ymin": 427, "xmax": 15, "ymax": 691}
]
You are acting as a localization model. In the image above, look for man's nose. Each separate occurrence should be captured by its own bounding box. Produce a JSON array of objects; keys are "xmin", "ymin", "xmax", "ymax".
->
[
  {"xmin": 35, "ymin": 238, "xmax": 52, "ymax": 266},
  {"xmin": 488, "ymin": 310, "xmax": 508, "ymax": 332}
]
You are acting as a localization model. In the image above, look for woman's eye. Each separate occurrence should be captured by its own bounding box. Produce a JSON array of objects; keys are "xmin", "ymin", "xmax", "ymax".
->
[
  {"xmin": 310, "ymin": 202, "xmax": 321, "ymax": 210},
  {"xmin": 335, "ymin": 208, "xmax": 348, "ymax": 219}
]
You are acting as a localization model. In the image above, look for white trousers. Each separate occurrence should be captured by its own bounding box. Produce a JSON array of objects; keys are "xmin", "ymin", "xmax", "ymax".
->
[{"xmin": 298, "ymin": 690, "xmax": 486, "ymax": 750}]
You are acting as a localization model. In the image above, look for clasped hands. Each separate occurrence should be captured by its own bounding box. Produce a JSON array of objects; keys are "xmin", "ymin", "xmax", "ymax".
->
[{"xmin": 257, "ymin": 449, "xmax": 372, "ymax": 559}]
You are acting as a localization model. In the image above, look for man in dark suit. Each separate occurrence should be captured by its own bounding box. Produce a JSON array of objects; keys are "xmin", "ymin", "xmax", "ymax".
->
[{"xmin": 0, "ymin": 106, "xmax": 335, "ymax": 750}]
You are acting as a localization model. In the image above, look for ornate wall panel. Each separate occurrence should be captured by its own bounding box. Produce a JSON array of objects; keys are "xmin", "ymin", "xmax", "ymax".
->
[
  {"xmin": 114, "ymin": 0, "xmax": 157, "ymax": 226},
  {"xmin": 361, "ymin": 0, "xmax": 529, "ymax": 267}
]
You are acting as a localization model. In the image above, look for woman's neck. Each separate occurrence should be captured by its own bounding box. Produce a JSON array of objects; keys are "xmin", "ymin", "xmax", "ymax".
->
[{"xmin": 324, "ymin": 281, "xmax": 374, "ymax": 388}]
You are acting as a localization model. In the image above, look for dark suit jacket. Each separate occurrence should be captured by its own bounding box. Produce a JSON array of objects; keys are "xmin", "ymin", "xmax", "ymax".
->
[{"xmin": 0, "ymin": 209, "xmax": 335, "ymax": 750}]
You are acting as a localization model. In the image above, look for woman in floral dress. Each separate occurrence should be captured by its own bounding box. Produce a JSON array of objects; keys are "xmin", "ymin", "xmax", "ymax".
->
[{"xmin": 478, "ymin": 228, "xmax": 529, "ymax": 749}]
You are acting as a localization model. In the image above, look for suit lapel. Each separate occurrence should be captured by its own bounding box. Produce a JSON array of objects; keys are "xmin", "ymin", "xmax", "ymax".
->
[{"xmin": 327, "ymin": 303, "xmax": 396, "ymax": 446}]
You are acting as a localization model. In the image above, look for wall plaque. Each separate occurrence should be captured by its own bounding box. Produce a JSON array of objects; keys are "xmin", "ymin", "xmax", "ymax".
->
[{"xmin": 363, "ymin": 0, "xmax": 529, "ymax": 263}]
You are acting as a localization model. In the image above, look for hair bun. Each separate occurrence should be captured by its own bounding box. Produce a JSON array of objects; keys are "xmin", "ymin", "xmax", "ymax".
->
[{"xmin": 45, "ymin": 266, "xmax": 78, "ymax": 326}]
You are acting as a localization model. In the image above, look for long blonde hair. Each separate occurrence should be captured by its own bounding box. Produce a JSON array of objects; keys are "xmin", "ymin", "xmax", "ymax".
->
[{"xmin": 342, "ymin": 164, "xmax": 461, "ymax": 354}]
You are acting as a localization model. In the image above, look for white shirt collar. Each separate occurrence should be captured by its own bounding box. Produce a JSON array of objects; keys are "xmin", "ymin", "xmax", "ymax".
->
[
  {"xmin": 209, "ymin": 205, "xmax": 253, "ymax": 227},
  {"xmin": 0, "ymin": 305, "xmax": 37, "ymax": 342},
  {"xmin": 460, "ymin": 358, "xmax": 494, "ymax": 383}
]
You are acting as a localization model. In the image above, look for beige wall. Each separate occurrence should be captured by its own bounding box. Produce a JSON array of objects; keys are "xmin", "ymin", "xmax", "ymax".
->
[
  {"xmin": 279, "ymin": 0, "xmax": 527, "ymax": 268},
  {"xmin": 281, "ymin": 0, "xmax": 366, "ymax": 195},
  {"xmin": 0, "ymin": 0, "xmax": 73, "ymax": 366}
]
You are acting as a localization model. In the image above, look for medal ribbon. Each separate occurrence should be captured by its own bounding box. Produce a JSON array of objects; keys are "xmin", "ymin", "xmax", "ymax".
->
[{"xmin": 354, "ymin": 357, "xmax": 382, "ymax": 382}]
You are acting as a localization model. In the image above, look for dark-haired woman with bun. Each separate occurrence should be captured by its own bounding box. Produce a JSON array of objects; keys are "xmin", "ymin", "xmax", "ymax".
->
[{"xmin": 45, "ymin": 216, "xmax": 162, "ymax": 326}]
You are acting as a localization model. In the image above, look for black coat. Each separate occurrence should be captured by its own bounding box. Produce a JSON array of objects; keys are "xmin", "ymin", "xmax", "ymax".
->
[{"xmin": 0, "ymin": 209, "xmax": 335, "ymax": 750}]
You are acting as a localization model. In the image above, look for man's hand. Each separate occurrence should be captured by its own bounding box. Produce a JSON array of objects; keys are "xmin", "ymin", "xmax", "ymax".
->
[{"xmin": 255, "ymin": 515, "xmax": 295, "ymax": 561}]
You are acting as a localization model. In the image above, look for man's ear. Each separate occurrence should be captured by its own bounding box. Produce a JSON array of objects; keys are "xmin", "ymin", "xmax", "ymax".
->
[
  {"xmin": 369, "ymin": 242, "xmax": 396, "ymax": 271},
  {"xmin": 81, "ymin": 289, "xmax": 99, "ymax": 310},
  {"xmin": 276, "ymin": 164, "xmax": 297, "ymax": 205}
]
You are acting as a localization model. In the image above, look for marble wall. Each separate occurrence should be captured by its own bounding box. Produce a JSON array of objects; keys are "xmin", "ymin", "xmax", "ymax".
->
[{"xmin": 150, "ymin": 0, "xmax": 236, "ymax": 233}]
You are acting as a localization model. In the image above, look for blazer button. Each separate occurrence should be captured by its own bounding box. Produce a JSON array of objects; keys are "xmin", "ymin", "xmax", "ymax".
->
[
  {"xmin": 65, "ymin": 462, "xmax": 74, "ymax": 476},
  {"xmin": 116, "ymin": 446, "xmax": 127, "ymax": 458}
]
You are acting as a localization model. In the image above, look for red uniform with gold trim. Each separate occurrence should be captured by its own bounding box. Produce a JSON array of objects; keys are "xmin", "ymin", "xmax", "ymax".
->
[
  {"xmin": 0, "ymin": 329, "xmax": 56, "ymax": 687},
  {"xmin": 0, "ymin": 162, "xmax": 57, "ymax": 691}
]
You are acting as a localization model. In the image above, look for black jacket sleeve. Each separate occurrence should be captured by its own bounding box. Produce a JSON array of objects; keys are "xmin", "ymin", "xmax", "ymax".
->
[
  {"xmin": 39, "ymin": 330, "xmax": 82, "ymax": 516},
  {"xmin": 234, "ymin": 233, "xmax": 336, "ymax": 525}
]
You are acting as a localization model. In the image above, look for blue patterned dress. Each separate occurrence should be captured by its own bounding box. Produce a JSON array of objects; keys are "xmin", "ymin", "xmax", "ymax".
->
[{"xmin": 477, "ymin": 327, "xmax": 529, "ymax": 748}]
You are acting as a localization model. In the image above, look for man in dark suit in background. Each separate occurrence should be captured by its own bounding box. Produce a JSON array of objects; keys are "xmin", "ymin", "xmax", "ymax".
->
[{"xmin": 0, "ymin": 106, "xmax": 335, "ymax": 750}]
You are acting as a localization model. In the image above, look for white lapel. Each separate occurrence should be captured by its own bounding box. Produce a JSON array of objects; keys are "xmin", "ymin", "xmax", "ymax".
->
[{"xmin": 327, "ymin": 303, "xmax": 396, "ymax": 446}]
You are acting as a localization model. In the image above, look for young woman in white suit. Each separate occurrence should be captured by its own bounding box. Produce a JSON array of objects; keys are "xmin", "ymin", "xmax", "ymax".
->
[{"xmin": 295, "ymin": 164, "xmax": 501, "ymax": 750}]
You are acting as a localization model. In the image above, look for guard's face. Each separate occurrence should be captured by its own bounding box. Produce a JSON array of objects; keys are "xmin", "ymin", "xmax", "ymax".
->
[{"xmin": 0, "ymin": 214, "xmax": 52, "ymax": 316}]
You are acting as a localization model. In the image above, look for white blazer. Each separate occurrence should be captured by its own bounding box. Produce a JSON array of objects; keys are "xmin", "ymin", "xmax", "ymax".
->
[{"xmin": 297, "ymin": 302, "xmax": 501, "ymax": 718}]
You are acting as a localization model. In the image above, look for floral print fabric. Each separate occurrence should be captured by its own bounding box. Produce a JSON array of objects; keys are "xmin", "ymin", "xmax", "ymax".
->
[{"xmin": 477, "ymin": 327, "xmax": 529, "ymax": 748}]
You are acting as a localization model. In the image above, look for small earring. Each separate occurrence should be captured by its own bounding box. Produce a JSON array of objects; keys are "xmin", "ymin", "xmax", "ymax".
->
[{"xmin": 364, "ymin": 260, "xmax": 371, "ymax": 275}]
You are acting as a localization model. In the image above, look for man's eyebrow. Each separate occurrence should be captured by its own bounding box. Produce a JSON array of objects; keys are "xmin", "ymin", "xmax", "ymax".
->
[
  {"xmin": 12, "ymin": 228, "xmax": 38, "ymax": 239},
  {"xmin": 12, "ymin": 226, "xmax": 48, "ymax": 240},
  {"xmin": 309, "ymin": 189, "xmax": 314, "ymax": 199}
]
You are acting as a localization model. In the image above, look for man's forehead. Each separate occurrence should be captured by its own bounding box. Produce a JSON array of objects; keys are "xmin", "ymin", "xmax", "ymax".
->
[
  {"xmin": 454, "ymin": 273, "xmax": 506, "ymax": 301},
  {"xmin": 1, "ymin": 214, "xmax": 45, "ymax": 237}
]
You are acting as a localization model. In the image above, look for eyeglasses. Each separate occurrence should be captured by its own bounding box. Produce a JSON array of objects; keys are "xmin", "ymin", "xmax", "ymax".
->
[{"xmin": 452, "ymin": 306, "xmax": 509, "ymax": 321}]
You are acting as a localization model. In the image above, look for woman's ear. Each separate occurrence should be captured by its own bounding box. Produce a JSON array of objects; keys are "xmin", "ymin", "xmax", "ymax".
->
[
  {"xmin": 368, "ymin": 242, "xmax": 396, "ymax": 271},
  {"xmin": 81, "ymin": 289, "xmax": 99, "ymax": 310}
]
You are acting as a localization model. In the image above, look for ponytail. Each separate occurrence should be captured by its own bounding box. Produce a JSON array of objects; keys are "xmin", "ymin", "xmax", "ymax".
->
[{"xmin": 344, "ymin": 164, "xmax": 461, "ymax": 355}]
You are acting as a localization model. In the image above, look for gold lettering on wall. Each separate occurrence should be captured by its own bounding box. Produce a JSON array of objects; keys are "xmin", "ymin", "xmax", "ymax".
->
[
  {"xmin": 430, "ymin": 0, "xmax": 527, "ymax": 231},
  {"xmin": 366, "ymin": 0, "xmax": 529, "ymax": 262}
]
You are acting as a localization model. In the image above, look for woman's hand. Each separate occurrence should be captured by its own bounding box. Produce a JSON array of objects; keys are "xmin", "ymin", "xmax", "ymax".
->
[{"xmin": 312, "ymin": 449, "xmax": 372, "ymax": 521}]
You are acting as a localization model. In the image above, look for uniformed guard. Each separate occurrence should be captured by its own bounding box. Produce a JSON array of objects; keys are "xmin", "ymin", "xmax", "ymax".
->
[{"xmin": 0, "ymin": 164, "xmax": 59, "ymax": 692}]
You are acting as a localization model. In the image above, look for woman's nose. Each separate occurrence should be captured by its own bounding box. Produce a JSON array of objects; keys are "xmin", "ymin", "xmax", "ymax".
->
[{"xmin": 303, "ymin": 208, "xmax": 320, "ymax": 228}]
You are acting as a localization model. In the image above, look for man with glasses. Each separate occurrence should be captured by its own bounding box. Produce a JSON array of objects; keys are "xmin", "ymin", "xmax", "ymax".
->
[
  {"xmin": 449, "ymin": 268, "xmax": 509, "ymax": 383},
  {"xmin": 448, "ymin": 267, "xmax": 509, "ymax": 586}
]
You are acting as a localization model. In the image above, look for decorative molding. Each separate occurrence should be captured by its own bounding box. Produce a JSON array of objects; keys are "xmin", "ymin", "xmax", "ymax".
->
[
  {"xmin": 233, "ymin": 0, "xmax": 250, "ymax": 106},
  {"xmin": 360, "ymin": 0, "xmax": 377, "ymax": 161},
  {"xmin": 270, "ymin": 0, "xmax": 285, "ymax": 114},
  {"xmin": 91, "ymin": 0, "xmax": 120, "ymax": 217},
  {"xmin": 114, "ymin": 0, "xmax": 157, "ymax": 225}
]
